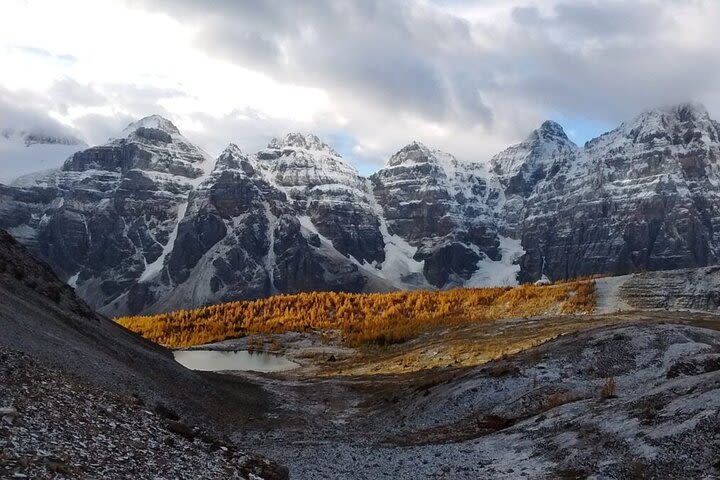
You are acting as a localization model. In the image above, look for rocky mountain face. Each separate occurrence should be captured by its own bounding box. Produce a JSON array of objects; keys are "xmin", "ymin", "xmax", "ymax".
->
[
  {"xmin": 256, "ymin": 133, "xmax": 385, "ymax": 265},
  {"xmin": 129, "ymin": 139, "xmax": 379, "ymax": 315},
  {"xmin": 490, "ymin": 120, "xmax": 579, "ymax": 237},
  {"xmin": 370, "ymin": 142, "xmax": 506, "ymax": 287},
  {"xmin": 519, "ymin": 103, "xmax": 720, "ymax": 281},
  {"xmin": 0, "ymin": 123, "xmax": 399, "ymax": 315},
  {"xmin": 3, "ymin": 103, "xmax": 720, "ymax": 314},
  {"xmin": 0, "ymin": 115, "xmax": 217, "ymax": 315}
]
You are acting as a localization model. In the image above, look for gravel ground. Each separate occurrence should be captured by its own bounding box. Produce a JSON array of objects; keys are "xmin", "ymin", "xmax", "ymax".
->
[
  {"xmin": 239, "ymin": 320, "xmax": 720, "ymax": 479},
  {"xmin": 0, "ymin": 348, "xmax": 287, "ymax": 479},
  {"xmin": 0, "ymin": 229, "xmax": 288, "ymax": 478}
]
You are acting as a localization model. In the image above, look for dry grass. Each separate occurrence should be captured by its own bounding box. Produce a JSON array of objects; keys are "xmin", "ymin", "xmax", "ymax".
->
[
  {"xmin": 545, "ymin": 391, "xmax": 580, "ymax": 410},
  {"xmin": 488, "ymin": 363, "xmax": 521, "ymax": 378},
  {"xmin": 601, "ymin": 377, "xmax": 617, "ymax": 399},
  {"xmin": 116, "ymin": 281, "xmax": 596, "ymax": 348}
]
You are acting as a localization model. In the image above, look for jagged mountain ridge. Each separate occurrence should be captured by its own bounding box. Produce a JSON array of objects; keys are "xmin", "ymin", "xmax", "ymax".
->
[
  {"xmin": 490, "ymin": 120, "xmax": 579, "ymax": 237},
  {"xmin": 0, "ymin": 116, "xmax": 218, "ymax": 315},
  {"xmin": 2, "ymin": 102, "xmax": 720, "ymax": 314},
  {"xmin": 0, "ymin": 118, "xmax": 507, "ymax": 314},
  {"xmin": 370, "ymin": 142, "xmax": 513, "ymax": 287},
  {"xmin": 519, "ymin": 102, "xmax": 720, "ymax": 281}
]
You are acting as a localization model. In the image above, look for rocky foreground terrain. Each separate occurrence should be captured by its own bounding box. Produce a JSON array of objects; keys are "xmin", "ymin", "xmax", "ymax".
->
[
  {"xmin": 238, "ymin": 317, "xmax": 720, "ymax": 479},
  {"xmin": 5, "ymin": 222, "xmax": 720, "ymax": 478},
  {"xmin": 0, "ymin": 229, "xmax": 287, "ymax": 479},
  {"xmin": 3, "ymin": 103, "xmax": 720, "ymax": 314},
  {"xmin": 0, "ymin": 349, "xmax": 285, "ymax": 480}
]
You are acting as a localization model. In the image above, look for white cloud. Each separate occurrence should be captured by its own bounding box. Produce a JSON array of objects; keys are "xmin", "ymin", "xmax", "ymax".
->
[
  {"xmin": 1, "ymin": 0, "xmax": 719, "ymax": 174},
  {"xmin": 0, "ymin": 0, "xmax": 332, "ymax": 149}
]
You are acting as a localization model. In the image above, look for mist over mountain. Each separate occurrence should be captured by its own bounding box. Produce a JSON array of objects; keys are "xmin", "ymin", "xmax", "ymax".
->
[{"xmin": 0, "ymin": 127, "xmax": 86, "ymax": 184}]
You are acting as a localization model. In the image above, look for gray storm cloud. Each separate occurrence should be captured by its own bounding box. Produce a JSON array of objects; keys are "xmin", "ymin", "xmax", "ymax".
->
[
  {"xmin": 2, "ymin": 0, "xmax": 720, "ymax": 172},
  {"xmin": 123, "ymin": 0, "xmax": 720, "ymax": 127}
]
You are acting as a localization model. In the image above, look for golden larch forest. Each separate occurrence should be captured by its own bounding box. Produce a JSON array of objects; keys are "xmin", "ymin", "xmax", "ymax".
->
[{"xmin": 116, "ymin": 280, "xmax": 597, "ymax": 348}]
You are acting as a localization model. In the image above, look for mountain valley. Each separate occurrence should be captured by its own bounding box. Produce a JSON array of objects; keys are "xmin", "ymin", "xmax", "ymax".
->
[{"xmin": 5, "ymin": 103, "xmax": 720, "ymax": 478}]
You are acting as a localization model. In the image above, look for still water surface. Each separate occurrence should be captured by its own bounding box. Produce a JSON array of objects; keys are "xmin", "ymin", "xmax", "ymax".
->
[{"xmin": 173, "ymin": 350, "xmax": 300, "ymax": 373}]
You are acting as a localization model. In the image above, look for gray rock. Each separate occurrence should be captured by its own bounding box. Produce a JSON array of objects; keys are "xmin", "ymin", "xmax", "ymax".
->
[
  {"xmin": 371, "ymin": 142, "xmax": 501, "ymax": 288},
  {"xmin": 519, "ymin": 103, "xmax": 720, "ymax": 282},
  {"xmin": 5, "ymin": 104, "xmax": 720, "ymax": 313},
  {"xmin": 1, "ymin": 406, "xmax": 18, "ymax": 424}
]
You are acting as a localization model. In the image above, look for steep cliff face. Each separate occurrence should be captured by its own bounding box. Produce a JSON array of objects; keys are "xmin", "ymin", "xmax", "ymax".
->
[
  {"xmin": 518, "ymin": 103, "xmax": 720, "ymax": 281},
  {"xmin": 491, "ymin": 121, "xmax": 579, "ymax": 236},
  {"xmin": 107, "ymin": 144, "xmax": 275, "ymax": 314},
  {"xmin": 0, "ymin": 115, "xmax": 216, "ymax": 313},
  {"xmin": 255, "ymin": 133, "xmax": 385, "ymax": 265},
  {"xmin": 96, "ymin": 141, "xmax": 377, "ymax": 316},
  {"xmin": 4, "ymin": 104, "xmax": 720, "ymax": 315},
  {"xmin": 370, "ymin": 142, "xmax": 516, "ymax": 288}
]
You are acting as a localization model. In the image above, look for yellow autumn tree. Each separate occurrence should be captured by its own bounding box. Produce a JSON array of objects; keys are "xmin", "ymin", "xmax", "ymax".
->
[{"xmin": 116, "ymin": 281, "xmax": 596, "ymax": 348}]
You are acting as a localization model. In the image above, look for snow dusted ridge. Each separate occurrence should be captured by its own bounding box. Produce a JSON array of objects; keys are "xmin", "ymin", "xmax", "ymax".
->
[
  {"xmin": 371, "ymin": 141, "xmax": 512, "ymax": 288},
  {"xmin": 519, "ymin": 102, "xmax": 720, "ymax": 282},
  {"xmin": 4, "ymin": 103, "xmax": 720, "ymax": 314},
  {"xmin": 0, "ymin": 117, "xmax": 510, "ymax": 315},
  {"xmin": 118, "ymin": 114, "xmax": 181, "ymax": 137},
  {"xmin": 490, "ymin": 120, "xmax": 579, "ymax": 237},
  {"xmin": 258, "ymin": 132, "xmax": 365, "ymax": 191}
]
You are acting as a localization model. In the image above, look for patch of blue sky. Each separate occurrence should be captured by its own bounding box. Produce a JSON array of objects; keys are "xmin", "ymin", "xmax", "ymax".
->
[
  {"xmin": 547, "ymin": 112, "xmax": 613, "ymax": 147},
  {"xmin": 325, "ymin": 131, "xmax": 379, "ymax": 176},
  {"xmin": 9, "ymin": 45, "xmax": 77, "ymax": 64}
]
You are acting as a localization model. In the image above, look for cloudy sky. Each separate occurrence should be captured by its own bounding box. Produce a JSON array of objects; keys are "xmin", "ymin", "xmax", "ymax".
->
[{"xmin": 2, "ymin": 0, "xmax": 720, "ymax": 176}]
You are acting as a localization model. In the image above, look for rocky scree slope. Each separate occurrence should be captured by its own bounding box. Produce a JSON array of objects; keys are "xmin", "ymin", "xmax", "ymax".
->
[
  {"xmin": 0, "ymin": 228, "xmax": 276, "ymax": 438},
  {"xmin": 3, "ymin": 103, "xmax": 720, "ymax": 314},
  {"xmin": 0, "ymin": 348, "xmax": 287, "ymax": 480}
]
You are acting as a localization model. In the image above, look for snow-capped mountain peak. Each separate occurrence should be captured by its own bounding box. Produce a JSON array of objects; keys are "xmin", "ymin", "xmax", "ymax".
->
[
  {"xmin": 220, "ymin": 142, "xmax": 245, "ymax": 158},
  {"xmin": 385, "ymin": 141, "xmax": 443, "ymax": 168},
  {"xmin": 7, "ymin": 103, "xmax": 720, "ymax": 316},
  {"xmin": 49, "ymin": 114, "xmax": 216, "ymax": 188},
  {"xmin": 384, "ymin": 141, "xmax": 485, "ymax": 181},
  {"xmin": 214, "ymin": 143, "xmax": 256, "ymax": 174},
  {"xmin": 120, "ymin": 114, "xmax": 181, "ymax": 137},
  {"xmin": 586, "ymin": 102, "xmax": 719, "ymax": 153},
  {"xmin": 267, "ymin": 132, "xmax": 337, "ymax": 154},
  {"xmin": 653, "ymin": 101, "xmax": 709, "ymax": 120},
  {"xmin": 536, "ymin": 120, "xmax": 571, "ymax": 142},
  {"xmin": 257, "ymin": 132, "xmax": 363, "ymax": 190},
  {"xmin": 629, "ymin": 103, "xmax": 712, "ymax": 134},
  {"xmin": 491, "ymin": 120, "xmax": 578, "ymax": 185}
]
